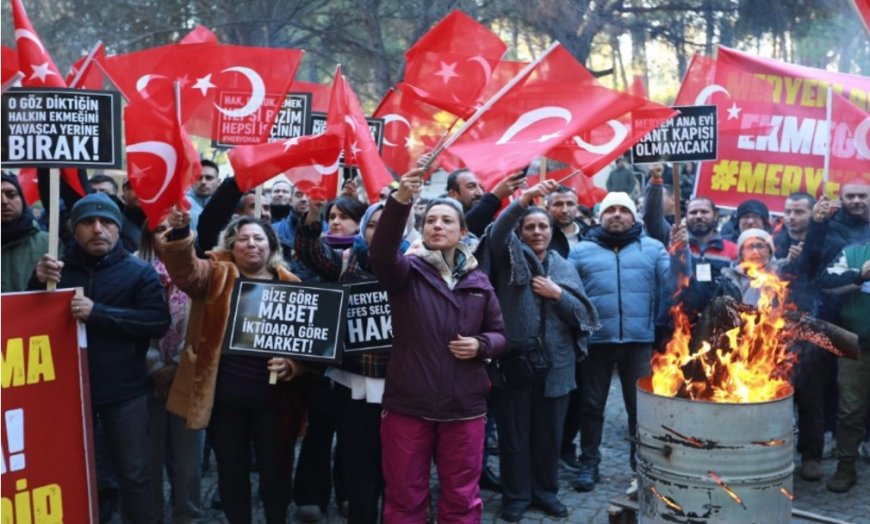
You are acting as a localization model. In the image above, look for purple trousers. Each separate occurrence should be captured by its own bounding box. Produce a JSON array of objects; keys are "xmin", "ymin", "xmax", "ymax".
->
[{"xmin": 381, "ymin": 409, "xmax": 485, "ymax": 524}]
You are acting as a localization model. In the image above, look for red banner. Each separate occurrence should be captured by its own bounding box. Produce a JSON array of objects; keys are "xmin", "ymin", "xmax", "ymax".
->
[
  {"xmin": 1, "ymin": 290, "xmax": 96, "ymax": 523},
  {"xmin": 694, "ymin": 46, "xmax": 870, "ymax": 213}
]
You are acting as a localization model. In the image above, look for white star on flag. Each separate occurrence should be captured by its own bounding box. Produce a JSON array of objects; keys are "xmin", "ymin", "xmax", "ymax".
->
[
  {"xmin": 29, "ymin": 62, "xmax": 56, "ymax": 83},
  {"xmin": 282, "ymin": 137, "xmax": 301, "ymax": 152},
  {"xmin": 434, "ymin": 61, "xmax": 459, "ymax": 84},
  {"xmin": 727, "ymin": 102, "xmax": 742, "ymax": 120},
  {"xmin": 192, "ymin": 74, "xmax": 215, "ymax": 96},
  {"xmin": 350, "ymin": 141, "xmax": 362, "ymax": 156},
  {"xmin": 404, "ymin": 135, "xmax": 422, "ymax": 150}
]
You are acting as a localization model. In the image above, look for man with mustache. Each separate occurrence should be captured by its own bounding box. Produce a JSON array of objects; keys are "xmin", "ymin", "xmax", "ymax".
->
[{"xmin": 30, "ymin": 192, "xmax": 171, "ymax": 523}]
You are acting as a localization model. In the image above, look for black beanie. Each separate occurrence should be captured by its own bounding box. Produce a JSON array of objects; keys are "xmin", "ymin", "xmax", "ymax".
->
[{"xmin": 736, "ymin": 199, "xmax": 770, "ymax": 225}]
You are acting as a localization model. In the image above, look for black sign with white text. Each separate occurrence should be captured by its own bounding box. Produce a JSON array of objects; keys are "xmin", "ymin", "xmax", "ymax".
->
[
  {"xmin": 224, "ymin": 279, "xmax": 347, "ymax": 363},
  {"xmin": 311, "ymin": 112, "xmax": 384, "ymax": 154},
  {"xmin": 631, "ymin": 105, "xmax": 717, "ymax": 163},
  {"xmin": 213, "ymin": 91, "xmax": 312, "ymax": 148},
  {"xmin": 2, "ymin": 88, "xmax": 122, "ymax": 168},
  {"xmin": 343, "ymin": 281, "xmax": 392, "ymax": 354}
]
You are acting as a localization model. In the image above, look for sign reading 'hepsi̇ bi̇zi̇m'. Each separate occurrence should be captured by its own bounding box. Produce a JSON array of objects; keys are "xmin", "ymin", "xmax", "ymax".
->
[
  {"xmin": 1, "ymin": 88, "xmax": 122, "ymax": 168},
  {"xmin": 631, "ymin": 105, "xmax": 718, "ymax": 164},
  {"xmin": 224, "ymin": 279, "xmax": 347, "ymax": 363},
  {"xmin": 212, "ymin": 91, "xmax": 313, "ymax": 148}
]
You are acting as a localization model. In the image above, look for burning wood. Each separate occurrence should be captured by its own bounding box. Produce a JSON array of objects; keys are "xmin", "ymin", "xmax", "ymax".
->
[
  {"xmin": 652, "ymin": 263, "xmax": 858, "ymax": 402},
  {"xmin": 650, "ymin": 486, "xmax": 683, "ymax": 512},
  {"xmin": 779, "ymin": 486, "xmax": 794, "ymax": 501}
]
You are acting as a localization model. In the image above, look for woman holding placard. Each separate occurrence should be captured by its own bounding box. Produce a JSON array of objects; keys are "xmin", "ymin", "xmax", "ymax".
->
[
  {"xmin": 159, "ymin": 213, "xmax": 303, "ymax": 524},
  {"xmin": 370, "ymin": 167, "xmax": 506, "ymax": 523}
]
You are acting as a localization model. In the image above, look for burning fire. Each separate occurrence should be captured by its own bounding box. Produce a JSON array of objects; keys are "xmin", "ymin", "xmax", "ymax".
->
[{"xmin": 652, "ymin": 262, "xmax": 796, "ymax": 403}]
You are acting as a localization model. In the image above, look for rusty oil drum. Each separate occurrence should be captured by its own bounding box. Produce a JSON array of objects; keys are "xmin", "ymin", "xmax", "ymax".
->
[{"xmin": 636, "ymin": 377, "xmax": 794, "ymax": 524}]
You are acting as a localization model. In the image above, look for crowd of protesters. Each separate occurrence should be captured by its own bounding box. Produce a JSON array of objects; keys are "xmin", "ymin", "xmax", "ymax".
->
[{"xmin": 1, "ymin": 153, "xmax": 868, "ymax": 523}]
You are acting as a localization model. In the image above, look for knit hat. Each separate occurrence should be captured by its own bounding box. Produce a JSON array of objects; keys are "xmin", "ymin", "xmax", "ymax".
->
[
  {"xmin": 70, "ymin": 192, "xmax": 122, "ymax": 228},
  {"xmin": 736, "ymin": 228, "xmax": 774, "ymax": 254},
  {"xmin": 598, "ymin": 192, "xmax": 638, "ymax": 221},
  {"xmin": 736, "ymin": 199, "xmax": 770, "ymax": 225}
]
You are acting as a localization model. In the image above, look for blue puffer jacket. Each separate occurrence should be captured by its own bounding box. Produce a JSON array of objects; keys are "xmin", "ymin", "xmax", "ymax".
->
[{"xmin": 569, "ymin": 228, "xmax": 671, "ymax": 345}]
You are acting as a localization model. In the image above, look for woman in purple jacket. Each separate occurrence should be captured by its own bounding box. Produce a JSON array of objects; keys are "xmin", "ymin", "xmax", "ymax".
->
[{"xmin": 370, "ymin": 167, "xmax": 507, "ymax": 523}]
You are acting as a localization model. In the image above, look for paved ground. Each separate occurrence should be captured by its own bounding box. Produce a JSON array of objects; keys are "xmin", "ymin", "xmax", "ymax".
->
[{"xmin": 152, "ymin": 373, "xmax": 869, "ymax": 523}]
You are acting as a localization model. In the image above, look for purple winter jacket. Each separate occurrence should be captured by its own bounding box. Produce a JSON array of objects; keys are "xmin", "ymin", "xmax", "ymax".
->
[{"xmin": 370, "ymin": 197, "xmax": 506, "ymax": 420}]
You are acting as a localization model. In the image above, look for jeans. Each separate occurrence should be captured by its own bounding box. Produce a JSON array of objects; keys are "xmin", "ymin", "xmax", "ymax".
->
[
  {"xmin": 578, "ymin": 343, "xmax": 652, "ymax": 470},
  {"xmin": 93, "ymin": 394, "xmax": 154, "ymax": 524},
  {"xmin": 148, "ymin": 393, "xmax": 203, "ymax": 522}
]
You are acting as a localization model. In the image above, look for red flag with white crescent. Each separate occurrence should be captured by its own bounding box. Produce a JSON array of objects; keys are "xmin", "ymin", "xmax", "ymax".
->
[
  {"xmin": 11, "ymin": 0, "xmax": 65, "ymax": 88},
  {"xmin": 102, "ymin": 43, "xmax": 303, "ymax": 141},
  {"xmin": 398, "ymin": 10, "xmax": 506, "ymax": 118},
  {"xmin": 179, "ymin": 25, "xmax": 219, "ymax": 45},
  {"xmin": 124, "ymin": 95, "xmax": 201, "ymax": 229},
  {"xmin": 445, "ymin": 45, "xmax": 651, "ymax": 187},
  {"xmin": 829, "ymin": 91, "xmax": 870, "ymax": 187}
]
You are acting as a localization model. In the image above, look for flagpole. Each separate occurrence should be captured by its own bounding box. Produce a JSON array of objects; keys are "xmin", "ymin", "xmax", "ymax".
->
[
  {"xmin": 255, "ymin": 185, "xmax": 264, "ymax": 219},
  {"xmin": 555, "ymin": 169, "xmax": 584, "ymax": 185},
  {"xmin": 69, "ymin": 41, "xmax": 103, "ymax": 88},
  {"xmin": 822, "ymin": 84, "xmax": 833, "ymax": 195},
  {"xmin": 47, "ymin": 169, "xmax": 60, "ymax": 291},
  {"xmin": 1, "ymin": 72, "xmax": 24, "ymax": 93},
  {"xmin": 422, "ymin": 41, "xmax": 561, "ymax": 171}
]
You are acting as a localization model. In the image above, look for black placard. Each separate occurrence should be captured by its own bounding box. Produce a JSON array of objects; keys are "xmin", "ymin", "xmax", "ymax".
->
[
  {"xmin": 343, "ymin": 281, "xmax": 392, "ymax": 354},
  {"xmin": 213, "ymin": 91, "xmax": 312, "ymax": 148},
  {"xmin": 2, "ymin": 88, "xmax": 122, "ymax": 168},
  {"xmin": 224, "ymin": 279, "xmax": 347, "ymax": 363},
  {"xmin": 311, "ymin": 112, "xmax": 384, "ymax": 154},
  {"xmin": 631, "ymin": 105, "xmax": 718, "ymax": 163}
]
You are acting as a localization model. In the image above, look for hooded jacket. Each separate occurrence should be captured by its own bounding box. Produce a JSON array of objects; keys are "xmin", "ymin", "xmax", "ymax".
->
[
  {"xmin": 370, "ymin": 197, "xmax": 506, "ymax": 420},
  {"xmin": 2, "ymin": 174, "xmax": 49, "ymax": 292}
]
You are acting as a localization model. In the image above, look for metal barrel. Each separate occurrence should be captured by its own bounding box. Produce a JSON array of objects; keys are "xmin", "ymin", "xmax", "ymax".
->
[{"xmin": 636, "ymin": 377, "xmax": 794, "ymax": 524}]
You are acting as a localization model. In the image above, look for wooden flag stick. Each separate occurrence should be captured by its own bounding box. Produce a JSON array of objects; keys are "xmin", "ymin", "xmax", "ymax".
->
[
  {"xmin": 47, "ymin": 169, "xmax": 60, "ymax": 291},
  {"xmin": 255, "ymin": 185, "xmax": 264, "ymax": 219},
  {"xmin": 422, "ymin": 42, "xmax": 561, "ymax": 171},
  {"xmin": 672, "ymin": 163, "xmax": 682, "ymax": 225},
  {"xmin": 69, "ymin": 41, "xmax": 103, "ymax": 88},
  {"xmin": 1, "ymin": 72, "xmax": 24, "ymax": 93},
  {"xmin": 555, "ymin": 169, "xmax": 584, "ymax": 185}
]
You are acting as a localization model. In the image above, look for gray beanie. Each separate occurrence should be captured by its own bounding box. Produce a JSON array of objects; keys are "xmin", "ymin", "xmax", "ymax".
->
[{"xmin": 70, "ymin": 192, "xmax": 123, "ymax": 228}]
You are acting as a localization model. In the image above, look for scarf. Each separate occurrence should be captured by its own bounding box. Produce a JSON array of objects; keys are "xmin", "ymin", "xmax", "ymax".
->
[
  {"xmin": 589, "ymin": 223, "xmax": 643, "ymax": 250},
  {"xmin": 407, "ymin": 238, "xmax": 478, "ymax": 289}
]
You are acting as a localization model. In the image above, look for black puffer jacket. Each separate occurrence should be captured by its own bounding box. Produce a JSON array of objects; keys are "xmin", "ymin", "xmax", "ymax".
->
[{"xmin": 29, "ymin": 242, "xmax": 170, "ymax": 405}]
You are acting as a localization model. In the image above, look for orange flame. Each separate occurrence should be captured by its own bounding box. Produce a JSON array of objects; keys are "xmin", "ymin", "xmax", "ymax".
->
[
  {"xmin": 650, "ymin": 486, "xmax": 683, "ymax": 512},
  {"xmin": 780, "ymin": 486, "xmax": 794, "ymax": 500},
  {"xmin": 652, "ymin": 262, "xmax": 796, "ymax": 402},
  {"xmin": 708, "ymin": 471, "xmax": 745, "ymax": 508}
]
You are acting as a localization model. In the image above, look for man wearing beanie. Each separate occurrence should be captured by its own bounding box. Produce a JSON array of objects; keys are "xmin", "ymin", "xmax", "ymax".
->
[
  {"xmin": 722, "ymin": 198, "xmax": 771, "ymax": 242},
  {"xmin": 2, "ymin": 173, "xmax": 49, "ymax": 292},
  {"xmin": 29, "ymin": 192, "xmax": 170, "ymax": 524},
  {"xmin": 566, "ymin": 191, "xmax": 681, "ymax": 494}
]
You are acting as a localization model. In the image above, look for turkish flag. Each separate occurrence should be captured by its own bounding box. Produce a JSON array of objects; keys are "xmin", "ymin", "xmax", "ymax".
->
[
  {"xmin": 445, "ymin": 45, "xmax": 649, "ymax": 186},
  {"xmin": 629, "ymin": 75, "xmax": 648, "ymax": 99},
  {"xmin": 124, "ymin": 95, "xmax": 201, "ymax": 230},
  {"xmin": 548, "ymin": 97, "xmax": 676, "ymax": 177},
  {"xmin": 331, "ymin": 69, "xmax": 394, "ymax": 203},
  {"xmin": 101, "ymin": 43, "xmax": 303, "ymax": 141},
  {"xmin": 399, "ymin": 10, "xmax": 506, "ymax": 118},
  {"xmin": 291, "ymin": 80, "xmax": 331, "ymax": 112},
  {"xmin": 11, "ymin": 0, "xmax": 65, "ymax": 87},
  {"xmin": 65, "ymin": 43, "xmax": 106, "ymax": 89},
  {"xmin": 373, "ymin": 86, "xmax": 458, "ymax": 176},
  {"xmin": 2, "ymin": 45, "xmax": 20, "ymax": 85},
  {"xmin": 179, "ymin": 25, "xmax": 219, "ymax": 45},
  {"xmin": 674, "ymin": 54, "xmax": 717, "ymax": 106},
  {"xmin": 829, "ymin": 91, "xmax": 870, "ymax": 187}
]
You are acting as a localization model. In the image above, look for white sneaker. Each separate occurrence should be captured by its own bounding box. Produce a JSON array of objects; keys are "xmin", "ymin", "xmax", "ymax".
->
[
  {"xmin": 859, "ymin": 440, "xmax": 870, "ymax": 460},
  {"xmin": 626, "ymin": 476, "xmax": 639, "ymax": 500},
  {"xmin": 822, "ymin": 431, "xmax": 836, "ymax": 459}
]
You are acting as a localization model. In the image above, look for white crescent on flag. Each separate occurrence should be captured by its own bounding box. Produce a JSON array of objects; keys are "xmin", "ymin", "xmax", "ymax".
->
[
  {"xmin": 126, "ymin": 141, "xmax": 177, "ymax": 204},
  {"xmin": 344, "ymin": 115, "xmax": 358, "ymax": 133},
  {"xmin": 14, "ymin": 29, "xmax": 45, "ymax": 55},
  {"xmin": 572, "ymin": 120, "xmax": 629, "ymax": 155},
  {"xmin": 313, "ymin": 155, "xmax": 341, "ymax": 175},
  {"xmin": 495, "ymin": 106, "xmax": 572, "ymax": 145},
  {"xmin": 695, "ymin": 84, "xmax": 730, "ymax": 105},
  {"xmin": 381, "ymin": 114, "xmax": 411, "ymax": 147},
  {"xmin": 213, "ymin": 66, "xmax": 266, "ymax": 118},
  {"xmin": 467, "ymin": 56, "xmax": 493, "ymax": 83},
  {"xmin": 854, "ymin": 116, "xmax": 870, "ymax": 159},
  {"xmin": 136, "ymin": 74, "xmax": 170, "ymax": 97}
]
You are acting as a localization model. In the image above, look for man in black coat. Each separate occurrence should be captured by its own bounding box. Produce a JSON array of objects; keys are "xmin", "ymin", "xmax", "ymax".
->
[{"xmin": 30, "ymin": 192, "xmax": 170, "ymax": 524}]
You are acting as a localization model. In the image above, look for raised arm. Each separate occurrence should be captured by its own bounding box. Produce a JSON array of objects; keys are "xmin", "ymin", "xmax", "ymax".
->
[{"xmin": 370, "ymin": 169, "xmax": 422, "ymax": 293}]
